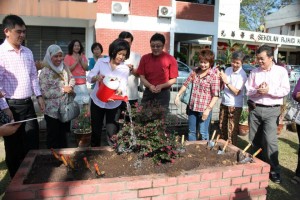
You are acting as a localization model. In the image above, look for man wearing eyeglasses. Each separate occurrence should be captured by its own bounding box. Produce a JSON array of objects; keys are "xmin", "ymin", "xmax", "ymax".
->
[{"xmin": 137, "ymin": 33, "xmax": 178, "ymax": 112}]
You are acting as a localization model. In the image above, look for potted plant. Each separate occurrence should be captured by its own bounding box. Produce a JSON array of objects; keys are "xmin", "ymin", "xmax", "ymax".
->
[
  {"xmin": 73, "ymin": 104, "xmax": 92, "ymax": 147},
  {"xmin": 239, "ymin": 107, "xmax": 249, "ymax": 136}
]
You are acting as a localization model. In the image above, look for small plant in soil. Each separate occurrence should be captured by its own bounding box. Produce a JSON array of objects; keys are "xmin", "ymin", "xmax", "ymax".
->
[{"xmin": 112, "ymin": 101, "xmax": 183, "ymax": 164}]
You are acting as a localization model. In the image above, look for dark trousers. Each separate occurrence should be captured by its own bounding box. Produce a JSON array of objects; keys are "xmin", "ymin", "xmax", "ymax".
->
[
  {"xmin": 141, "ymin": 88, "xmax": 170, "ymax": 111},
  {"xmin": 296, "ymin": 124, "xmax": 300, "ymax": 176},
  {"xmin": 116, "ymin": 99, "xmax": 138, "ymax": 122},
  {"xmin": 249, "ymin": 106, "xmax": 281, "ymax": 173},
  {"xmin": 44, "ymin": 115, "xmax": 69, "ymax": 149},
  {"xmin": 90, "ymin": 99, "xmax": 119, "ymax": 146},
  {"xmin": 4, "ymin": 98, "xmax": 39, "ymax": 178}
]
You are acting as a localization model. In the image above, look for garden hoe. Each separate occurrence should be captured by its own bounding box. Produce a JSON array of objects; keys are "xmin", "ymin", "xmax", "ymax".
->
[
  {"xmin": 207, "ymin": 130, "xmax": 216, "ymax": 149},
  {"xmin": 210, "ymin": 134, "xmax": 220, "ymax": 151},
  {"xmin": 239, "ymin": 148, "xmax": 262, "ymax": 164},
  {"xmin": 217, "ymin": 139, "xmax": 229, "ymax": 155}
]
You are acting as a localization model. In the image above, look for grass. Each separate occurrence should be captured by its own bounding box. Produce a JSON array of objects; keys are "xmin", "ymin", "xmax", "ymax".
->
[{"xmin": 0, "ymin": 128, "xmax": 299, "ymax": 199}]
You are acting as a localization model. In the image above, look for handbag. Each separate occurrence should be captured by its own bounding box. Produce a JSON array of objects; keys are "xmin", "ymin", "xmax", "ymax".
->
[
  {"xmin": 285, "ymin": 103, "xmax": 300, "ymax": 122},
  {"xmin": 180, "ymin": 82, "xmax": 193, "ymax": 105},
  {"xmin": 58, "ymin": 94, "xmax": 80, "ymax": 123}
]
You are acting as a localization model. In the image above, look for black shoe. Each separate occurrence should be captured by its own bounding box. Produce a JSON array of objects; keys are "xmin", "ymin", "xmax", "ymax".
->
[{"xmin": 270, "ymin": 172, "xmax": 282, "ymax": 184}]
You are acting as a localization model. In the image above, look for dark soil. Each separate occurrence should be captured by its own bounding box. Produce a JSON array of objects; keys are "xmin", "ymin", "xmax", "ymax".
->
[{"xmin": 24, "ymin": 144, "xmax": 239, "ymax": 184}]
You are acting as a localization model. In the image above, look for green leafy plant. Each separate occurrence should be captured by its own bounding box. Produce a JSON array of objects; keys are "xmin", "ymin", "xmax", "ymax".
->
[
  {"xmin": 73, "ymin": 105, "xmax": 91, "ymax": 133},
  {"xmin": 112, "ymin": 101, "xmax": 182, "ymax": 164},
  {"xmin": 239, "ymin": 108, "xmax": 249, "ymax": 125}
]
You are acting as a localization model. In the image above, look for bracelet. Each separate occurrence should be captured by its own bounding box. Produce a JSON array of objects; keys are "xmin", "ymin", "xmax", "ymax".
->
[{"xmin": 36, "ymin": 95, "xmax": 42, "ymax": 99}]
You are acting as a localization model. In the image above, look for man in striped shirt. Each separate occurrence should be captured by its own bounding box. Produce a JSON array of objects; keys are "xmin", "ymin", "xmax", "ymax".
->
[{"xmin": 0, "ymin": 14, "xmax": 45, "ymax": 178}]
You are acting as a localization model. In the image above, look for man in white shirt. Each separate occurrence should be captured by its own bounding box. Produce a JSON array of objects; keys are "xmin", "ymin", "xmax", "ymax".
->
[
  {"xmin": 117, "ymin": 31, "xmax": 142, "ymax": 122},
  {"xmin": 118, "ymin": 31, "xmax": 141, "ymax": 106}
]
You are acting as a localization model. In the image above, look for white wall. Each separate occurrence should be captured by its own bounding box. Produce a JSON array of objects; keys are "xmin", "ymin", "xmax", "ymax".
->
[{"xmin": 218, "ymin": 0, "xmax": 241, "ymax": 30}]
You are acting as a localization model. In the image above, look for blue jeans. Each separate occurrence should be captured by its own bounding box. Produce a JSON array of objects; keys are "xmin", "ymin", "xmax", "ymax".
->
[{"xmin": 188, "ymin": 109, "xmax": 212, "ymax": 141}]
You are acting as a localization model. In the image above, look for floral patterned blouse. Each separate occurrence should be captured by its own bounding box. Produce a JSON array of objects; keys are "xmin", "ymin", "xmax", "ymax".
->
[{"xmin": 39, "ymin": 64, "xmax": 75, "ymax": 119}]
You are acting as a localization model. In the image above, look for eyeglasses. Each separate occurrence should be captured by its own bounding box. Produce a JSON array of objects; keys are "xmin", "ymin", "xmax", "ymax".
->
[{"xmin": 150, "ymin": 44, "xmax": 163, "ymax": 49}]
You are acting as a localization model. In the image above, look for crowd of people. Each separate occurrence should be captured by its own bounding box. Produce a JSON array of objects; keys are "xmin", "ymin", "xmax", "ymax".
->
[{"xmin": 0, "ymin": 14, "xmax": 299, "ymax": 186}]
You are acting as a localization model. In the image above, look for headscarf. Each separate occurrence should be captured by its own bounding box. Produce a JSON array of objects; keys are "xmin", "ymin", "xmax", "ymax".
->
[{"xmin": 43, "ymin": 44, "xmax": 64, "ymax": 74}]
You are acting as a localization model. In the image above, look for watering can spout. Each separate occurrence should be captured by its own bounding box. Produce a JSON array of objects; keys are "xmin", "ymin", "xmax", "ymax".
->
[{"xmin": 109, "ymin": 94, "xmax": 128, "ymax": 102}]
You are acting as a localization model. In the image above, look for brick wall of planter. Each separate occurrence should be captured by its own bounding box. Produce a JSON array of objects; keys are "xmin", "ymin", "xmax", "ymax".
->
[{"xmin": 4, "ymin": 141, "xmax": 270, "ymax": 200}]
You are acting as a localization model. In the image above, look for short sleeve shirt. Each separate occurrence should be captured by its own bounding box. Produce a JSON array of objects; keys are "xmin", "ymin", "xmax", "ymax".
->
[{"xmin": 137, "ymin": 52, "xmax": 178, "ymax": 86}]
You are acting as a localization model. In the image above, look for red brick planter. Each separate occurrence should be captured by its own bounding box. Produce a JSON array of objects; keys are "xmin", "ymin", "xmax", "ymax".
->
[{"xmin": 4, "ymin": 141, "xmax": 270, "ymax": 200}]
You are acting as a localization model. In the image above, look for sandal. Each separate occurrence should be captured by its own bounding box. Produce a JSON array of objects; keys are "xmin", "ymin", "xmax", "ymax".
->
[{"xmin": 291, "ymin": 176, "xmax": 300, "ymax": 184}]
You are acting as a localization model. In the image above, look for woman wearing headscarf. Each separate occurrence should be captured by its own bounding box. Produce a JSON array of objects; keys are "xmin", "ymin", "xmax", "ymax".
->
[{"xmin": 39, "ymin": 45, "xmax": 75, "ymax": 148}]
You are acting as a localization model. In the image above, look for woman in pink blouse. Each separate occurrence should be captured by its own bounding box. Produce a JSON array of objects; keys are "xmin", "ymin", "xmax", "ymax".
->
[
  {"xmin": 64, "ymin": 39, "xmax": 89, "ymax": 104},
  {"xmin": 175, "ymin": 49, "xmax": 220, "ymax": 141}
]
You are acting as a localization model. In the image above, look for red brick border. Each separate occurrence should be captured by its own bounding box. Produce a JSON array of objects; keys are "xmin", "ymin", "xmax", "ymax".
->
[{"xmin": 4, "ymin": 141, "xmax": 270, "ymax": 200}]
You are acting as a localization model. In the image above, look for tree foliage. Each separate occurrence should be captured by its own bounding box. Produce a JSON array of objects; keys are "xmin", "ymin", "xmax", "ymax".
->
[{"xmin": 240, "ymin": 0, "xmax": 294, "ymax": 31}]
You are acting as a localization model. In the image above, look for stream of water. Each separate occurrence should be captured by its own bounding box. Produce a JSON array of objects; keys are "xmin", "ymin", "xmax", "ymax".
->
[{"xmin": 126, "ymin": 102, "xmax": 136, "ymax": 147}]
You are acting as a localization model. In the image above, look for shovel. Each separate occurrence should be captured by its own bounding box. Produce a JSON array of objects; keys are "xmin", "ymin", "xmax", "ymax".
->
[
  {"xmin": 239, "ymin": 148, "xmax": 262, "ymax": 164},
  {"xmin": 217, "ymin": 140, "xmax": 229, "ymax": 155},
  {"xmin": 207, "ymin": 130, "xmax": 217, "ymax": 148},
  {"xmin": 210, "ymin": 134, "xmax": 220, "ymax": 150},
  {"xmin": 238, "ymin": 143, "xmax": 252, "ymax": 161}
]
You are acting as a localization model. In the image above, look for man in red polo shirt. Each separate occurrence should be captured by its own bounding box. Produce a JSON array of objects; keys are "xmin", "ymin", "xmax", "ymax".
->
[{"xmin": 137, "ymin": 33, "xmax": 178, "ymax": 111}]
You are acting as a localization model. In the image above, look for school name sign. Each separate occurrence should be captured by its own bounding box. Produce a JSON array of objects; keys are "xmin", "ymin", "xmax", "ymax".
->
[{"xmin": 218, "ymin": 29, "xmax": 300, "ymax": 46}]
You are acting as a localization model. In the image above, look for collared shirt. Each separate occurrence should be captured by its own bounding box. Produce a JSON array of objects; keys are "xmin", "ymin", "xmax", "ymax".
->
[
  {"xmin": 125, "ymin": 51, "xmax": 141, "ymax": 100},
  {"xmin": 184, "ymin": 69, "xmax": 220, "ymax": 112},
  {"xmin": 0, "ymin": 40, "xmax": 41, "ymax": 109},
  {"xmin": 245, "ymin": 64, "xmax": 290, "ymax": 105},
  {"xmin": 137, "ymin": 51, "xmax": 178, "ymax": 86},
  {"xmin": 87, "ymin": 57, "xmax": 129, "ymax": 109},
  {"xmin": 222, "ymin": 67, "xmax": 247, "ymax": 107}
]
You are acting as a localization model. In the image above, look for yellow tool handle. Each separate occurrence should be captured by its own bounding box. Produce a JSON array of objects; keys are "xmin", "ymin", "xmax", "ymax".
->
[
  {"xmin": 222, "ymin": 140, "xmax": 229, "ymax": 151},
  {"xmin": 211, "ymin": 130, "xmax": 216, "ymax": 140},
  {"xmin": 242, "ymin": 143, "xmax": 252, "ymax": 154},
  {"xmin": 181, "ymin": 135, "xmax": 185, "ymax": 145},
  {"xmin": 253, "ymin": 148, "xmax": 262, "ymax": 158}
]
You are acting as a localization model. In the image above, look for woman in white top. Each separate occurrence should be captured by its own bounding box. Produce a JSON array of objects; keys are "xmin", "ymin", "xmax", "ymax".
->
[
  {"xmin": 219, "ymin": 51, "xmax": 248, "ymax": 145},
  {"xmin": 87, "ymin": 39, "xmax": 130, "ymax": 146}
]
